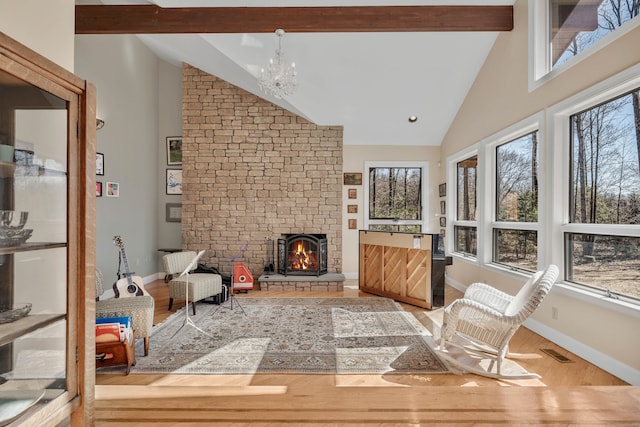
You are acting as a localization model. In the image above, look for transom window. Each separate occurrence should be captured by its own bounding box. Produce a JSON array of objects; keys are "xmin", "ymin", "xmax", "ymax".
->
[
  {"xmin": 552, "ymin": 0, "xmax": 640, "ymax": 69},
  {"xmin": 530, "ymin": 1, "xmax": 640, "ymax": 85}
]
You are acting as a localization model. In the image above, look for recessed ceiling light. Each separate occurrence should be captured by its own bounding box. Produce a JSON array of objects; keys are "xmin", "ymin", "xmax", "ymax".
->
[{"xmin": 408, "ymin": 115, "xmax": 418, "ymax": 123}]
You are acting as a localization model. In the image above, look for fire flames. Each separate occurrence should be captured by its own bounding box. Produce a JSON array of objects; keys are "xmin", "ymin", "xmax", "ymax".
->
[{"xmin": 291, "ymin": 241, "xmax": 311, "ymax": 270}]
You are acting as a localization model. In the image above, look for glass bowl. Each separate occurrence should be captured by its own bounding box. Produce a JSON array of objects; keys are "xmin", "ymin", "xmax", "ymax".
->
[{"xmin": 0, "ymin": 211, "xmax": 28, "ymax": 230}]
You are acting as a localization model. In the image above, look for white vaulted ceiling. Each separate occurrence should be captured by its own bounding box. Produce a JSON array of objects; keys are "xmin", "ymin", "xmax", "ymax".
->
[{"xmin": 76, "ymin": 0, "xmax": 515, "ymax": 146}]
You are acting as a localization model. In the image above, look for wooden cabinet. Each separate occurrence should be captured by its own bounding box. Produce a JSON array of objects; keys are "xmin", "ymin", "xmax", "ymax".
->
[
  {"xmin": 359, "ymin": 230, "xmax": 449, "ymax": 309},
  {"xmin": 0, "ymin": 32, "xmax": 95, "ymax": 426}
]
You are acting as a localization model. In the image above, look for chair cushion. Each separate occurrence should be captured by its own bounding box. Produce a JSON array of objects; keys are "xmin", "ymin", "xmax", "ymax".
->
[
  {"xmin": 163, "ymin": 251, "xmax": 198, "ymax": 275},
  {"xmin": 169, "ymin": 273, "xmax": 222, "ymax": 302},
  {"xmin": 504, "ymin": 270, "xmax": 544, "ymax": 317}
]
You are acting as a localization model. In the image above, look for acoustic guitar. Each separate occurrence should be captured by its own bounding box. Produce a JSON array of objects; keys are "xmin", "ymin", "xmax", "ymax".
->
[{"xmin": 112, "ymin": 235, "xmax": 149, "ymax": 297}]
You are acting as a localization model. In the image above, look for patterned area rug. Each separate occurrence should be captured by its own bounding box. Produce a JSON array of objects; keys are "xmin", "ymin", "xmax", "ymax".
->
[{"xmin": 121, "ymin": 297, "xmax": 448, "ymax": 375}]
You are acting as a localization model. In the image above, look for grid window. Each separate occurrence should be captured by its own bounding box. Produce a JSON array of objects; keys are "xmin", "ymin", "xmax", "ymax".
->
[
  {"xmin": 493, "ymin": 131, "xmax": 539, "ymax": 271},
  {"xmin": 567, "ymin": 86, "xmax": 640, "ymax": 301},
  {"xmin": 367, "ymin": 165, "xmax": 424, "ymax": 232},
  {"xmin": 454, "ymin": 156, "xmax": 478, "ymax": 256}
]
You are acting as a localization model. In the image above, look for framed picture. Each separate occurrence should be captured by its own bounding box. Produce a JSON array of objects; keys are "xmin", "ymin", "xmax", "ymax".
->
[
  {"xmin": 106, "ymin": 182, "xmax": 119, "ymax": 198},
  {"xmin": 438, "ymin": 182, "xmax": 446, "ymax": 197},
  {"xmin": 344, "ymin": 172, "xmax": 362, "ymax": 185},
  {"xmin": 166, "ymin": 169, "xmax": 183, "ymax": 195},
  {"xmin": 96, "ymin": 181, "xmax": 103, "ymax": 197},
  {"xmin": 439, "ymin": 217, "xmax": 446, "ymax": 227},
  {"xmin": 440, "ymin": 228, "xmax": 446, "ymax": 237},
  {"xmin": 347, "ymin": 204, "xmax": 358, "ymax": 214},
  {"xmin": 440, "ymin": 200, "xmax": 446, "ymax": 215},
  {"xmin": 348, "ymin": 188, "xmax": 357, "ymax": 199},
  {"xmin": 96, "ymin": 152, "xmax": 104, "ymax": 175},
  {"xmin": 348, "ymin": 219, "xmax": 357, "ymax": 229},
  {"xmin": 166, "ymin": 136, "xmax": 182, "ymax": 166},
  {"xmin": 165, "ymin": 203, "xmax": 182, "ymax": 223}
]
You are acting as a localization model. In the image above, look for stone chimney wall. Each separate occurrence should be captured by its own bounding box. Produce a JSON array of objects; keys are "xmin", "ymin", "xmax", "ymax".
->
[{"xmin": 181, "ymin": 63, "xmax": 343, "ymax": 278}]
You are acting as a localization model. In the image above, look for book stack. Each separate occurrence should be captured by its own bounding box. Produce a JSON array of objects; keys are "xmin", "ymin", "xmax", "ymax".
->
[{"xmin": 95, "ymin": 316, "xmax": 133, "ymax": 344}]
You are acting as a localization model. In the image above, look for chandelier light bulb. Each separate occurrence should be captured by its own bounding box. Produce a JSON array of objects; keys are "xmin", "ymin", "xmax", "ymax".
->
[{"xmin": 258, "ymin": 29, "xmax": 298, "ymax": 99}]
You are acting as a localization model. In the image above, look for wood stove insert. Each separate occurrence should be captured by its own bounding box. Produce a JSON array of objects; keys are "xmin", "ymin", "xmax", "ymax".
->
[{"xmin": 278, "ymin": 234, "xmax": 327, "ymax": 276}]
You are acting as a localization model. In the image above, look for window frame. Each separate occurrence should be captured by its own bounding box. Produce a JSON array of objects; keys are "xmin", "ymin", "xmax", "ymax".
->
[
  {"xmin": 489, "ymin": 122, "xmax": 543, "ymax": 272},
  {"xmin": 547, "ymin": 63, "xmax": 640, "ymax": 304},
  {"xmin": 363, "ymin": 161, "xmax": 429, "ymax": 233},
  {"xmin": 448, "ymin": 147, "xmax": 482, "ymax": 261},
  {"xmin": 528, "ymin": 0, "xmax": 640, "ymax": 91}
]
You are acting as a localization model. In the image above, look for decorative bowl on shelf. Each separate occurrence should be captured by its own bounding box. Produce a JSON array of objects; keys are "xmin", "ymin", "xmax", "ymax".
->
[
  {"xmin": 0, "ymin": 211, "xmax": 28, "ymax": 229},
  {"xmin": 0, "ymin": 303, "xmax": 32, "ymax": 324},
  {"xmin": 0, "ymin": 228, "xmax": 32, "ymax": 247}
]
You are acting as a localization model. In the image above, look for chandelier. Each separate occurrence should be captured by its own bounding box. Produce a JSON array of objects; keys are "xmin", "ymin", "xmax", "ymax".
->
[{"xmin": 258, "ymin": 29, "xmax": 297, "ymax": 99}]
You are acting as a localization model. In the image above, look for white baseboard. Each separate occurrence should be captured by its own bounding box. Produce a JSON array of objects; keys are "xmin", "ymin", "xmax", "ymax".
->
[
  {"xmin": 444, "ymin": 274, "xmax": 467, "ymax": 293},
  {"xmin": 525, "ymin": 318, "xmax": 640, "ymax": 385}
]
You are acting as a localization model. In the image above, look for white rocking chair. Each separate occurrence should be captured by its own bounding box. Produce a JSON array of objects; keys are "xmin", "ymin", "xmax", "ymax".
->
[{"xmin": 439, "ymin": 264, "xmax": 559, "ymax": 379}]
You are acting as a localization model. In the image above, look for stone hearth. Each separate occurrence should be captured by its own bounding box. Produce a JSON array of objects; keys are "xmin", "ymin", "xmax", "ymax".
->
[{"xmin": 258, "ymin": 273, "xmax": 345, "ymax": 292}]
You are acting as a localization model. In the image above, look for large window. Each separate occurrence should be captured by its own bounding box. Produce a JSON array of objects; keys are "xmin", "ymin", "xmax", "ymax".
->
[
  {"xmin": 454, "ymin": 155, "xmax": 478, "ymax": 256},
  {"xmin": 448, "ymin": 66, "xmax": 640, "ymax": 309},
  {"xmin": 567, "ymin": 87, "xmax": 640, "ymax": 300},
  {"xmin": 366, "ymin": 163, "xmax": 425, "ymax": 233},
  {"xmin": 493, "ymin": 131, "xmax": 539, "ymax": 272}
]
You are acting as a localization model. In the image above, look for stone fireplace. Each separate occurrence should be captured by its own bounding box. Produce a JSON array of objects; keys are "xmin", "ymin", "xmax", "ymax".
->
[
  {"xmin": 278, "ymin": 234, "xmax": 328, "ymax": 276},
  {"xmin": 180, "ymin": 64, "xmax": 343, "ymax": 285}
]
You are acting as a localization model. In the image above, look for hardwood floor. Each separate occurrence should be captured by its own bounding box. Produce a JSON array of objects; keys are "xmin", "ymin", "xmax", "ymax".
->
[{"xmin": 94, "ymin": 279, "xmax": 639, "ymax": 426}]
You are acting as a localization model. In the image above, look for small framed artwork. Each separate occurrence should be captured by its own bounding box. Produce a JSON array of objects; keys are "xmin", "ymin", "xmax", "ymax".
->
[
  {"xmin": 344, "ymin": 172, "xmax": 362, "ymax": 186},
  {"xmin": 348, "ymin": 219, "xmax": 357, "ymax": 229},
  {"xmin": 347, "ymin": 204, "xmax": 358, "ymax": 214},
  {"xmin": 166, "ymin": 136, "xmax": 183, "ymax": 166},
  {"xmin": 166, "ymin": 203, "xmax": 182, "ymax": 223},
  {"xmin": 438, "ymin": 183, "xmax": 446, "ymax": 197},
  {"xmin": 440, "ymin": 200, "xmax": 446, "ymax": 215},
  {"xmin": 166, "ymin": 169, "xmax": 183, "ymax": 195},
  {"xmin": 440, "ymin": 228, "xmax": 446, "ymax": 237},
  {"xmin": 348, "ymin": 188, "xmax": 357, "ymax": 199},
  {"xmin": 439, "ymin": 217, "xmax": 446, "ymax": 227},
  {"xmin": 106, "ymin": 182, "xmax": 119, "ymax": 198},
  {"xmin": 96, "ymin": 152, "xmax": 104, "ymax": 175},
  {"xmin": 96, "ymin": 181, "xmax": 103, "ymax": 197}
]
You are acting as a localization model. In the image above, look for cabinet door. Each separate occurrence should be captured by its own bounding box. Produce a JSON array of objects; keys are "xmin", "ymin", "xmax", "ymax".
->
[{"xmin": 0, "ymin": 33, "xmax": 95, "ymax": 425}]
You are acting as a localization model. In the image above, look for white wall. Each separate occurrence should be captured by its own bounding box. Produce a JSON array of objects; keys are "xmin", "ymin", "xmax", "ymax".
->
[
  {"xmin": 157, "ymin": 61, "xmax": 183, "ymax": 252},
  {"xmin": 75, "ymin": 35, "xmax": 160, "ymax": 283},
  {"xmin": 440, "ymin": 0, "xmax": 640, "ymax": 384},
  {"xmin": 0, "ymin": 0, "xmax": 74, "ymax": 71}
]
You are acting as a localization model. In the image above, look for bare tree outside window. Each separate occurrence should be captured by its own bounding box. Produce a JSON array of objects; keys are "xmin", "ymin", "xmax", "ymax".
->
[
  {"xmin": 454, "ymin": 156, "xmax": 478, "ymax": 255},
  {"xmin": 493, "ymin": 132, "xmax": 539, "ymax": 271},
  {"xmin": 368, "ymin": 167, "xmax": 423, "ymax": 232},
  {"xmin": 553, "ymin": 0, "xmax": 640, "ymax": 68},
  {"xmin": 568, "ymin": 87, "xmax": 640, "ymax": 300}
]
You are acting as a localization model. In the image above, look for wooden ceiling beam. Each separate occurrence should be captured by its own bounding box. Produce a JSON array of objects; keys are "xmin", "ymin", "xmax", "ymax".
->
[{"xmin": 75, "ymin": 5, "xmax": 513, "ymax": 34}]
